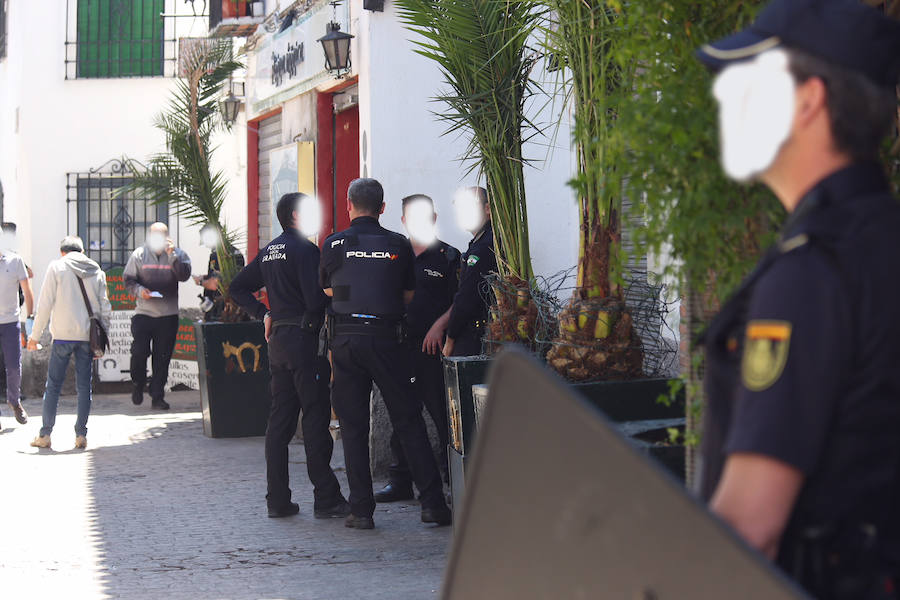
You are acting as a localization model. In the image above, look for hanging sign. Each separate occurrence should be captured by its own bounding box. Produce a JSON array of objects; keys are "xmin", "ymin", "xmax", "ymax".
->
[{"xmin": 248, "ymin": 0, "xmax": 350, "ymax": 114}]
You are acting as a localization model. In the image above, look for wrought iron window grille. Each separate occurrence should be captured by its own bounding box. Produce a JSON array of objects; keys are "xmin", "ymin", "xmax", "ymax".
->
[
  {"xmin": 66, "ymin": 158, "xmax": 171, "ymax": 270},
  {"xmin": 64, "ymin": 0, "xmax": 208, "ymax": 79}
]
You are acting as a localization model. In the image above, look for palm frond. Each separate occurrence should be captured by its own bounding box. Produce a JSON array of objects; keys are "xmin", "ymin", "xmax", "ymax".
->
[
  {"xmin": 396, "ymin": 0, "xmax": 545, "ymax": 282},
  {"xmin": 116, "ymin": 39, "xmax": 244, "ymax": 304}
]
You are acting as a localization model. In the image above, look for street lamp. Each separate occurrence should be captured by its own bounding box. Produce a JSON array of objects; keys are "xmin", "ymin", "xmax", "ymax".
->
[
  {"xmin": 219, "ymin": 92, "xmax": 241, "ymax": 126},
  {"xmin": 318, "ymin": 2, "xmax": 353, "ymax": 77}
]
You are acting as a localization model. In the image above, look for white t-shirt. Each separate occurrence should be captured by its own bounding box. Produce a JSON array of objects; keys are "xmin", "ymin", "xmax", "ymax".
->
[{"xmin": 0, "ymin": 252, "xmax": 27, "ymax": 324}]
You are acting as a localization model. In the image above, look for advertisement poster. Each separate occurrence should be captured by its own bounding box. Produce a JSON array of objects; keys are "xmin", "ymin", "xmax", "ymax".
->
[{"xmin": 98, "ymin": 267, "xmax": 199, "ymax": 389}]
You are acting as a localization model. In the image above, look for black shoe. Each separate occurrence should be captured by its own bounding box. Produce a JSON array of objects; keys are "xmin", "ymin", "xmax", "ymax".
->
[
  {"xmin": 10, "ymin": 403, "xmax": 27, "ymax": 425},
  {"xmin": 268, "ymin": 502, "xmax": 300, "ymax": 518},
  {"xmin": 314, "ymin": 500, "xmax": 351, "ymax": 519},
  {"xmin": 374, "ymin": 482, "xmax": 414, "ymax": 503},
  {"xmin": 132, "ymin": 388, "xmax": 144, "ymax": 405},
  {"xmin": 151, "ymin": 398, "xmax": 170, "ymax": 411},
  {"xmin": 421, "ymin": 506, "xmax": 452, "ymax": 526},
  {"xmin": 344, "ymin": 514, "xmax": 375, "ymax": 529}
]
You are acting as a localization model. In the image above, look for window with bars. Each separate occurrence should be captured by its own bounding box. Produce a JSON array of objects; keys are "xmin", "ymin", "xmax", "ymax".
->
[
  {"xmin": 64, "ymin": 0, "xmax": 208, "ymax": 79},
  {"xmin": 67, "ymin": 161, "xmax": 169, "ymax": 270},
  {"xmin": 74, "ymin": 0, "xmax": 164, "ymax": 78}
]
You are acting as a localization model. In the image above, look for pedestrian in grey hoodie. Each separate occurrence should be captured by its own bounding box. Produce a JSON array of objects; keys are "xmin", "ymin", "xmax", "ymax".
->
[
  {"xmin": 123, "ymin": 222, "xmax": 191, "ymax": 410},
  {"xmin": 27, "ymin": 236, "xmax": 111, "ymax": 450}
]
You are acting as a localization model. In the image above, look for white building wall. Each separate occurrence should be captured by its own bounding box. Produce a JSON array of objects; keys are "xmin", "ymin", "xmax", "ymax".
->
[
  {"xmin": 0, "ymin": 1, "xmax": 246, "ymax": 311},
  {"xmin": 355, "ymin": 4, "xmax": 579, "ymax": 279}
]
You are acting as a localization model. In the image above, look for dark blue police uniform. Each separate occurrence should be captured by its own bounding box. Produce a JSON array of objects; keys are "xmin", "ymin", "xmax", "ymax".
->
[
  {"xmin": 386, "ymin": 239, "xmax": 460, "ymax": 488},
  {"xmin": 700, "ymin": 164, "xmax": 900, "ymax": 594},
  {"xmin": 447, "ymin": 221, "xmax": 496, "ymax": 356},
  {"xmin": 230, "ymin": 229, "xmax": 345, "ymax": 513},
  {"xmin": 319, "ymin": 216, "xmax": 449, "ymax": 521}
]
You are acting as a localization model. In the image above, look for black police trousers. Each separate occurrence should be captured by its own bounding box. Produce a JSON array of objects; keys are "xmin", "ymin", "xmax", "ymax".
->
[
  {"xmin": 130, "ymin": 314, "xmax": 179, "ymax": 401},
  {"xmin": 266, "ymin": 326, "xmax": 343, "ymax": 510},
  {"xmin": 331, "ymin": 334, "xmax": 446, "ymax": 518},
  {"xmin": 388, "ymin": 341, "xmax": 449, "ymax": 486},
  {"xmin": 453, "ymin": 323, "xmax": 484, "ymax": 357}
]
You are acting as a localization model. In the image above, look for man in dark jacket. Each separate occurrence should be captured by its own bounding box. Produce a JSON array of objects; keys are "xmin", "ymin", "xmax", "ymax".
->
[
  {"xmin": 123, "ymin": 222, "xmax": 191, "ymax": 410},
  {"xmin": 230, "ymin": 193, "xmax": 349, "ymax": 520},
  {"xmin": 443, "ymin": 187, "xmax": 496, "ymax": 357}
]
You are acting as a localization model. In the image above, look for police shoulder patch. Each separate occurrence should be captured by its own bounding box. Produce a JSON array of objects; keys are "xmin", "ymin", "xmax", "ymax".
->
[
  {"xmin": 741, "ymin": 320, "xmax": 792, "ymax": 392},
  {"xmin": 466, "ymin": 255, "xmax": 480, "ymax": 267}
]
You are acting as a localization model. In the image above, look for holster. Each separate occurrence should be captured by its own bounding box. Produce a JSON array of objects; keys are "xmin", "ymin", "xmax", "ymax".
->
[{"xmin": 789, "ymin": 522, "xmax": 897, "ymax": 600}]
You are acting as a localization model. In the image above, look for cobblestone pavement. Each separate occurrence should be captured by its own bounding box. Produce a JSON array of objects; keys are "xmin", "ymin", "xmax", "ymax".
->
[{"xmin": 0, "ymin": 390, "xmax": 450, "ymax": 599}]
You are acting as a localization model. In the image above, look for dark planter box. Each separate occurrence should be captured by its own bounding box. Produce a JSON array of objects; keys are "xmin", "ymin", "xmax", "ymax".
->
[
  {"xmin": 195, "ymin": 320, "xmax": 272, "ymax": 438},
  {"xmin": 445, "ymin": 357, "xmax": 686, "ymax": 511}
]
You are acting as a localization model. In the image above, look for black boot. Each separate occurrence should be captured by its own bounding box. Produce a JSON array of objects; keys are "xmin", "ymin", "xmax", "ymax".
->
[
  {"xmin": 374, "ymin": 482, "xmax": 414, "ymax": 503},
  {"xmin": 345, "ymin": 514, "xmax": 375, "ymax": 529},
  {"xmin": 151, "ymin": 398, "xmax": 170, "ymax": 411},
  {"xmin": 268, "ymin": 502, "xmax": 300, "ymax": 518},
  {"xmin": 132, "ymin": 386, "xmax": 144, "ymax": 405},
  {"xmin": 314, "ymin": 500, "xmax": 351, "ymax": 519},
  {"xmin": 421, "ymin": 506, "xmax": 452, "ymax": 526}
]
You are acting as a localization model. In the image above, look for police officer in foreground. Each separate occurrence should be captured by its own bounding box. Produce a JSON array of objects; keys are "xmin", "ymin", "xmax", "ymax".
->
[
  {"xmin": 696, "ymin": 1, "xmax": 900, "ymax": 596},
  {"xmin": 442, "ymin": 186, "xmax": 496, "ymax": 357},
  {"xmin": 230, "ymin": 193, "xmax": 349, "ymax": 520},
  {"xmin": 375, "ymin": 194, "xmax": 460, "ymax": 503},
  {"xmin": 320, "ymin": 178, "xmax": 452, "ymax": 529}
]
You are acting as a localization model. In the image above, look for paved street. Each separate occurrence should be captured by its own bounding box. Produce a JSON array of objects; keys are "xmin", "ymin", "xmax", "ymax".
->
[{"xmin": 0, "ymin": 390, "xmax": 450, "ymax": 599}]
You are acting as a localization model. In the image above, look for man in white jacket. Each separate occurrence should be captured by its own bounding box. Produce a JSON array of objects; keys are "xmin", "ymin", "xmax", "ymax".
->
[{"xmin": 26, "ymin": 236, "xmax": 111, "ymax": 449}]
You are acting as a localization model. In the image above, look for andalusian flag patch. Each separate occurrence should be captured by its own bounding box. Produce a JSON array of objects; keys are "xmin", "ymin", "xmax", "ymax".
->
[
  {"xmin": 741, "ymin": 320, "xmax": 792, "ymax": 392},
  {"xmin": 467, "ymin": 255, "xmax": 480, "ymax": 267}
]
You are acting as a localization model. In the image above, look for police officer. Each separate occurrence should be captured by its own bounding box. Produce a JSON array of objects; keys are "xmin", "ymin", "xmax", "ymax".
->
[
  {"xmin": 320, "ymin": 178, "xmax": 452, "ymax": 529},
  {"xmin": 696, "ymin": 1, "xmax": 900, "ymax": 596},
  {"xmin": 194, "ymin": 223, "xmax": 245, "ymax": 321},
  {"xmin": 375, "ymin": 194, "xmax": 460, "ymax": 503},
  {"xmin": 230, "ymin": 193, "xmax": 349, "ymax": 520},
  {"xmin": 443, "ymin": 186, "xmax": 496, "ymax": 357}
]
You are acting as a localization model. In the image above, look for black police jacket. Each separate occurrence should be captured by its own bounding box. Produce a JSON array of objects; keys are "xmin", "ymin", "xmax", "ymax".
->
[
  {"xmin": 447, "ymin": 221, "xmax": 496, "ymax": 340},
  {"xmin": 229, "ymin": 228, "xmax": 327, "ymax": 330},
  {"xmin": 319, "ymin": 216, "xmax": 416, "ymax": 319},
  {"xmin": 406, "ymin": 240, "xmax": 460, "ymax": 340},
  {"xmin": 699, "ymin": 163, "xmax": 900, "ymax": 578}
]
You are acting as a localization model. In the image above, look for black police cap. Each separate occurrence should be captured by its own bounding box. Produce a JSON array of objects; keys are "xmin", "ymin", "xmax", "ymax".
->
[{"xmin": 697, "ymin": 0, "xmax": 900, "ymax": 88}]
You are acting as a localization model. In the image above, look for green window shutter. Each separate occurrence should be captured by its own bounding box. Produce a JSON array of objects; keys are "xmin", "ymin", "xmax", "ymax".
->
[{"xmin": 77, "ymin": 0, "xmax": 163, "ymax": 78}]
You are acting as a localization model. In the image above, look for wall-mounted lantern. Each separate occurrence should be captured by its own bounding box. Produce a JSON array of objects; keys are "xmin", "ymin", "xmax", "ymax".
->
[{"xmin": 317, "ymin": 1, "xmax": 353, "ymax": 78}]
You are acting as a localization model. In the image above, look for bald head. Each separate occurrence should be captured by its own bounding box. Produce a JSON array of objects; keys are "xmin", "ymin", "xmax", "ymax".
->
[{"xmin": 149, "ymin": 222, "xmax": 169, "ymax": 235}]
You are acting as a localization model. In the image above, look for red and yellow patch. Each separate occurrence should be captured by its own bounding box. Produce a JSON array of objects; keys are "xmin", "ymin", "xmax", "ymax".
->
[{"xmin": 741, "ymin": 320, "xmax": 792, "ymax": 392}]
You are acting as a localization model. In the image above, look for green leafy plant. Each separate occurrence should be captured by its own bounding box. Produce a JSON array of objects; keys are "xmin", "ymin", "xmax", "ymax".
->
[
  {"xmin": 396, "ymin": 0, "xmax": 544, "ymax": 346},
  {"xmin": 541, "ymin": 1, "xmax": 644, "ymax": 381},
  {"xmin": 117, "ymin": 41, "xmax": 244, "ymax": 320}
]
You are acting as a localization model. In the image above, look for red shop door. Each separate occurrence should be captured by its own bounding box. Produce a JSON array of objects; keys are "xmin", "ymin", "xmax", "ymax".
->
[{"xmin": 317, "ymin": 89, "xmax": 360, "ymax": 240}]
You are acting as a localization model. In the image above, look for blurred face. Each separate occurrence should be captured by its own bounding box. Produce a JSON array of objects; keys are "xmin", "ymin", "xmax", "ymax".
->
[
  {"xmin": 713, "ymin": 49, "xmax": 796, "ymax": 182},
  {"xmin": 147, "ymin": 231, "xmax": 167, "ymax": 253},
  {"xmin": 296, "ymin": 196, "xmax": 322, "ymax": 238},
  {"xmin": 0, "ymin": 229, "xmax": 16, "ymax": 251},
  {"xmin": 200, "ymin": 226, "xmax": 220, "ymax": 250},
  {"xmin": 402, "ymin": 198, "xmax": 437, "ymax": 246},
  {"xmin": 453, "ymin": 189, "xmax": 487, "ymax": 234}
]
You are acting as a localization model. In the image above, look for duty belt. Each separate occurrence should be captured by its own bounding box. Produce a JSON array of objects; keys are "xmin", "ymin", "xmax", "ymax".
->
[{"xmin": 332, "ymin": 314, "xmax": 405, "ymax": 339}]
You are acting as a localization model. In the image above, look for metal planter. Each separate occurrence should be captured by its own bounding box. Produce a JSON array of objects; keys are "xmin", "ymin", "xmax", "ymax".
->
[{"xmin": 195, "ymin": 320, "xmax": 272, "ymax": 438}]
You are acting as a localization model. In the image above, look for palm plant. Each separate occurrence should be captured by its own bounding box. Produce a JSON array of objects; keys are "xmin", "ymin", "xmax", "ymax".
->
[
  {"xmin": 117, "ymin": 41, "xmax": 244, "ymax": 320},
  {"xmin": 541, "ymin": 2, "xmax": 643, "ymax": 380},
  {"xmin": 396, "ymin": 0, "xmax": 543, "ymax": 346}
]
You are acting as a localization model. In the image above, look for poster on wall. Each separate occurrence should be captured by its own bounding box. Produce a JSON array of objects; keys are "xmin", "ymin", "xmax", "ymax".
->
[
  {"xmin": 269, "ymin": 143, "xmax": 299, "ymax": 239},
  {"xmin": 98, "ymin": 267, "xmax": 199, "ymax": 390},
  {"xmin": 269, "ymin": 141, "xmax": 316, "ymax": 240}
]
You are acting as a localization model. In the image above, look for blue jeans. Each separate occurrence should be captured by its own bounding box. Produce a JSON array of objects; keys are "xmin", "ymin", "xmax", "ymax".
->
[{"xmin": 40, "ymin": 342, "xmax": 93, "ymax": 437}]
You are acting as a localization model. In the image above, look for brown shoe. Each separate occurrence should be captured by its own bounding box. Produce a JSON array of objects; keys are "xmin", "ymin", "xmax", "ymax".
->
[
  {"xmin": 30, "ymin": 435, "xmax": 51, "ymax": 448},
  {"xmin": 75, "ymin": 436, "xmax": 87, "ymax": 449},
  {"xmin": 10, "ymin": 403, "xmax": 27, "ymax": 425}
]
